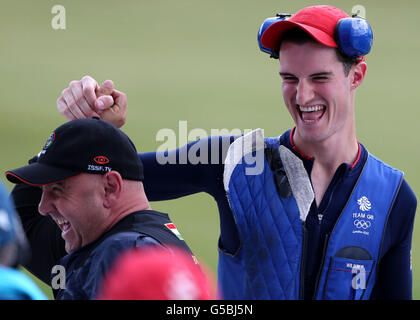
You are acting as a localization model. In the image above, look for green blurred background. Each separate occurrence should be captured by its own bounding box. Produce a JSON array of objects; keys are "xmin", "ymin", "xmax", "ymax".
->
[{"xmin": 0, "ymin": 0, "xmax": 418, "ymax": 299}]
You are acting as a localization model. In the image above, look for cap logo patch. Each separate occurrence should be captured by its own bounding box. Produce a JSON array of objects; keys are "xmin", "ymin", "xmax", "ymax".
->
[
  {"xmin": 43, "ymin": 132, "xmax": 55, "ymax": 150},
  {"xmin": 94, "ymin": 156, "xmax": 110, "ymax": 165}
]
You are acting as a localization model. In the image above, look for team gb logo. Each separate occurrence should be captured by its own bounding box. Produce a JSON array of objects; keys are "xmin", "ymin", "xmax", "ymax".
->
[{"xmin": 357, "ymin": 196, "xmax": 371, "ymax": 212}]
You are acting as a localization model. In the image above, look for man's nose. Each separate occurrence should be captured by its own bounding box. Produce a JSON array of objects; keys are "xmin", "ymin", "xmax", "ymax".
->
[
  {"xmin": 38, "ymin": 191, "xmax": 53, "ymax": 216},
  {"xmin": 295, "ymin": 79, "xmax": 315, "ymax": 106}
]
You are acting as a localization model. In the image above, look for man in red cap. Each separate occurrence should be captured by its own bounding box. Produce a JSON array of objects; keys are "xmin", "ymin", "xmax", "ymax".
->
[{"xmin": 13, "ymin": 5, "xmax": 417, "ymax": 299}]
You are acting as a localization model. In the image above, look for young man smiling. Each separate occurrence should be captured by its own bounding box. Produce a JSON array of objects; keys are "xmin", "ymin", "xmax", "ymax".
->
[
  {"xmin": 14, "ymin": 5, "xmax": 417, "ymax": 299},
  {"xmin": 278, "ymin": 30, "xmax": 365, "ymax": 205}
]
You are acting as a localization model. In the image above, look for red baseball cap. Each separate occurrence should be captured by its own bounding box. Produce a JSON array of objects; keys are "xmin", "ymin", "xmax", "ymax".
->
[
  {"xmin": 97, "ymin": 246, "xmax": 217, "ymax": 300},
  {"xmin": 261, "ymin": 5, "xmax": 349, "ymax": 53}
]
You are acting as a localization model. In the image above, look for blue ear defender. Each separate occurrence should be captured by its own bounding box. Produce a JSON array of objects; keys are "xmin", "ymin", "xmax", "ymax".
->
[
  {"xmin": 335, "ymin": 14, "xmax": 373, "ymax": 60},
  {"xmin": 257, "ymin": 13, "xmax": 291, "ymax": 59}
]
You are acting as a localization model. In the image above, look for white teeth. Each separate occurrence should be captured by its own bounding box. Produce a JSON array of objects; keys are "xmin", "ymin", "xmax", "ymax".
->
[
  {"xmin": 56, "ymin": 217, "xmax": 69, "ymax": 225},
  {"xmin": 299, "ymin": 105, "xmax": 325, "ymax": 112}
]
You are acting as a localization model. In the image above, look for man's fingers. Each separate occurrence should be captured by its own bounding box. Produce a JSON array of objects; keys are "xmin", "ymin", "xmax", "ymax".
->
[
  {"xmin": 61, "ymin": 88, "xmax": 86, "ymax": 119},
  {"xmin": 93, "ymin": 80, "xmax": 115, "ymax": 112},
  {"xmin": 95, "ymin": 96, "xmax": 114, "ymax": 111},
  {"xmin": 57, "ymin": 76, "xmax": 125, "ymax": 126},
  {"xmin": 69, "ymin": 81, "xmax": 97, "ymax": 118},
  {"xmin": 81, "ymin": 75, "xmax": 99, "ymax": 107},
  {"xmin": 62, "ymin": 108, "xmax": 77, "ymax": 121},
  {"xmin": 100, "ymin": 89, "xmax": 127, "ymax": 128},
  {"xmin": 97, "ymin": 80, "xmax": 114, "ymax": 97},
  {"xmin": 57, "ymin": 96, "xmax": 77, "ymax": 121},
  {"xmin": 113, "ymin": 89, "xmax": 127, "ymax": 111},
  {"xmin": 57, "ymin": 96, "xmax": 67, "ymax": 115}
]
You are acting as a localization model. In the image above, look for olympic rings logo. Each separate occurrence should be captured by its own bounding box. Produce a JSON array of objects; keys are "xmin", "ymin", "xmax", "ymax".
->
[{"xmin": 354, "ymin": 219, "xmax": 371, "ymax": 229}]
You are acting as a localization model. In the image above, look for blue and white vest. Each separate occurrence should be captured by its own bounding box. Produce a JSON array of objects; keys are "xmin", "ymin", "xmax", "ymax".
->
[{"xmin": 219, "ymin": 129, "xmax": 403, "ymax": 300}]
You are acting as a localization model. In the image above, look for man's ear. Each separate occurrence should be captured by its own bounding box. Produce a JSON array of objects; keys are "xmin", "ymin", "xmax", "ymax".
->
[
  {"xmin": 350, "ymin": 61, "xmax": 367, "ymax": 90},
  {"xmin": 102, "ymin": 171, "xmax": 123, "ymax": 209}
]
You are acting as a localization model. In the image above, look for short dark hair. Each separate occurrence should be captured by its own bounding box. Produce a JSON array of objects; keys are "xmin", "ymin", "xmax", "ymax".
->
[{"xmin": 279, "ymin": 28, "xmax": 356, "ymax": 76}]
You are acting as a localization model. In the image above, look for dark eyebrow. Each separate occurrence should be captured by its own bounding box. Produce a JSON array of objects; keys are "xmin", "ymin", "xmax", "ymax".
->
[
  {"xmin": 44, "ymin": 181, "xmax": 66, "ymax": 190},
  {"xmin": 279, "ymin": 72, "xmax": 296, "ymax": 77},
  {"xmin": 310, "ymin": 72, "xmax": 333, "ymax": 77},
  {"xmin": 279, "ymin": 72, "xmax": 333, "ymax": 78},
  {"xmin": 52, "ymin": 182, "xmax": 66, "ymax": 187}
]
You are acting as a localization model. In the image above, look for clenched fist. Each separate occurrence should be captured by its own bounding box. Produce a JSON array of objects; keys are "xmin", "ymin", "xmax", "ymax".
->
[{"xmin": 57, "ymin": 75, "xmax": 127, "ymax": 128}]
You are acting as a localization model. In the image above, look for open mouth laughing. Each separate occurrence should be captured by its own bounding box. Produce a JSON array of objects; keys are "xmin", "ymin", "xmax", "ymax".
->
[
  {"xmin": 297, "ymin": 104, "xmax": 326, "ymax": 124},
  {"xmin": 54, "ymin": 216, "xmax": 72, "ymax": 237}
]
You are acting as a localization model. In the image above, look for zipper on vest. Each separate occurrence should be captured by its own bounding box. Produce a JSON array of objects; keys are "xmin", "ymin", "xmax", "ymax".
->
[
  {"xmin": 312, "ymin": 233, "xmax": 330, "ymax": 299},
  {"xmin": 299, "ymin": 221, "xmax": 308, "ymax": 299}
]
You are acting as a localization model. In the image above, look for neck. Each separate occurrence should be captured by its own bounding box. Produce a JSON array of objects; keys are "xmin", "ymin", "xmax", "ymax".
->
[
  {"xmin": 104, "ymin": 181, "xmax": 152, "ymax": 232},
  {"xmin": 292, "ymin": 128, "xmax": 359, "ymax": 206},
  {"xmin": 292, "ymin": 127, "xmax": 359, "ymax": 172}
]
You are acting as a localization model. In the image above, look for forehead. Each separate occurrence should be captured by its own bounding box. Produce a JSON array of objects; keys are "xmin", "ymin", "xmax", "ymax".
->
[
  {"xmin": 42, "ymin": 174, "xmax": 97, "ymax": 191},
  {"xmin": 279, "ymin": 41, "xmax": 341, "ymax": 74},
  {"xmin": 42, "ymin": 181, "xmax": 67, "ymax": 191}
]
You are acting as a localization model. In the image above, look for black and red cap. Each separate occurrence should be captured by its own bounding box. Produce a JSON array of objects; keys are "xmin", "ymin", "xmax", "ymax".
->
[{"xmin": 5, "ymin": 118, "xmax": 144, "ymax": 185}]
